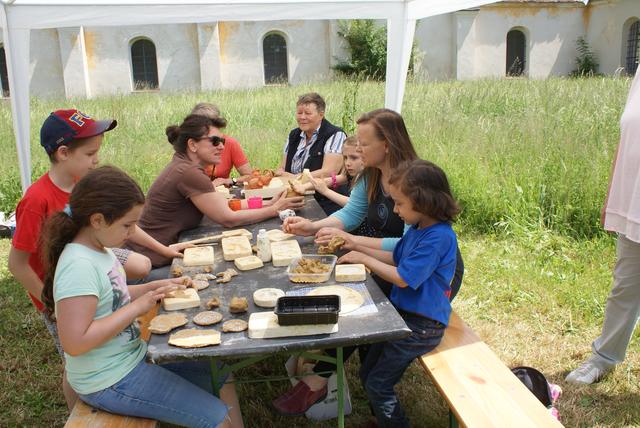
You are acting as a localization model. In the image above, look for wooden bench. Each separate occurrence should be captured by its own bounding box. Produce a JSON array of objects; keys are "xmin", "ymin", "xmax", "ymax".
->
[
  {"xmin": 419, "ymin": 311, "xmax": 564, "ymax": 428},
  {"xmin": 64, "ymin": 306, "xmax": 159, "ymax": 427}
]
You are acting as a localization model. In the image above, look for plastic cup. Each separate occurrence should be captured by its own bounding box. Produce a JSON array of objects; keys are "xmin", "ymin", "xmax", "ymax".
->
[
  {"xmin": 228, "ymin": 199, "xmax": 242, "ymax": 211},
  {"xmin": 248, "ymin": 196, "xmax": 263, "ymax": 209}
]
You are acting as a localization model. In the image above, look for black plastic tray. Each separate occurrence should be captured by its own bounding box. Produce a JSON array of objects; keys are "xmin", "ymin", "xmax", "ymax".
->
[{"xmin": 275, "ymin": 295, "xmax": 340, "ymax": 326}]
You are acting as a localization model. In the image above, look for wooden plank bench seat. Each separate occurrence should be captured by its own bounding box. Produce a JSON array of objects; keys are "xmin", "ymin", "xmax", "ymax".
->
[
  {"xmin": 419, "ymin": 311, "xmax": 564, "ymax": 428},
  {"xmin": 64, "ymin": 307, "xmax": 159, "ymax": 427}
]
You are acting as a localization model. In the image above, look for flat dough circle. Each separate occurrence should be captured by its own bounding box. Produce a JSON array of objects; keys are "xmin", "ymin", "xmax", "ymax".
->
[
  {"xmin": 307, "ymin": 286, "xmax": 364, "ymax": 314},
  {"xmin": 168, "ymin": 328, "xmax": 221, "ymax": 348},
  {"xmin": 222, "ymin": 319, "xmax": 248, "ymax": 332},
  {"xmin": 193, "ymin": 311, "xmax": 223, "ymax": 326},
  {"xmin": 192, "ymin": 279, "xmax": 210, "ymax": 291},
  {"xmin": 149, "ymin": 313, "xmax": 188, "ymax": 334},
  {"xmin": 253, "ymin": 288, "xmax": 285, "ymax": 308}
]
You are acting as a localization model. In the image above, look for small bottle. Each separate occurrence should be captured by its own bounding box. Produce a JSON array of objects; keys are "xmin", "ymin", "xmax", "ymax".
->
[{"xmin": 256, "ymin": 228, "xmax": 272, "ymax": 262}]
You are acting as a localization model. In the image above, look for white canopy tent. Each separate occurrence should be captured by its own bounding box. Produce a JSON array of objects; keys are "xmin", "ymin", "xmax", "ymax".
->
[{"xmin": 1, "ymin": 0, "xmax": 496, "ymax": 192}]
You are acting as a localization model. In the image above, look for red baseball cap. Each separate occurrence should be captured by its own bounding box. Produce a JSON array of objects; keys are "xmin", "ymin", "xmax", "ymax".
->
[{"xmin": 40, "ymin": 109, "xmax": 117, "ymax": 155}]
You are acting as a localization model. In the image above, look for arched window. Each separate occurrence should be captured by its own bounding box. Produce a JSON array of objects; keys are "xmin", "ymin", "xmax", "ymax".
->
[
  {"xmin": 625, "ymin": 19, "xmax": 640, "ymax": 75},
  {"xmin": 130, "ymin": 38, "xmax": 159, "ymax": 90},
  {"xmin": 506, "ymin": 29, "xmax": 526, "ymax": 77},
  {"xmin": 263, "ymin": 33, "xmax": 288, "ymax": 84},
  {"xmin": 0, "ymin": 46, "xmax": 9, "ymax": 97}
]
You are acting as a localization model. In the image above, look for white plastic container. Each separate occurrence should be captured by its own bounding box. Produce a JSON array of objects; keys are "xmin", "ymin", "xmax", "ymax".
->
[{"xmin": 256, "ymin": 228, "xmax": 272, "ymax": 262}]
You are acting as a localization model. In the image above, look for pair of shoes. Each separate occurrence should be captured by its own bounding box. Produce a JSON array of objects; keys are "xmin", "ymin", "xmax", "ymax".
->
[
  {"xmin": 272, "ymin": 381, "xmax": 328, "ymax": 416},
  {"xmin": 565, "ymin": 357, "xmax": 614, "ymax": 385}
]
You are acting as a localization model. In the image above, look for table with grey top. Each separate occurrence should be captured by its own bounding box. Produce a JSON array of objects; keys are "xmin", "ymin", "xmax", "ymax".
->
[{"xmin": 146, "ymin": 197, "xmax": 410, "ymax": 427}]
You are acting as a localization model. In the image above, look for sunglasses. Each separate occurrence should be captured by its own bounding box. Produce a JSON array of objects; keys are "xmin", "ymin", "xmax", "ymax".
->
[{"xmin": 199, "ymin": 135, "xmax": 226, "ymax": 146}]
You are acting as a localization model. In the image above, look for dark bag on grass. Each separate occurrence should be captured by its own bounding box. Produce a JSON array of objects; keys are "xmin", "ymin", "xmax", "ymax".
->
[{"xmin": 511, "ymin": 366, "xmax": 562, "ymax": 421}]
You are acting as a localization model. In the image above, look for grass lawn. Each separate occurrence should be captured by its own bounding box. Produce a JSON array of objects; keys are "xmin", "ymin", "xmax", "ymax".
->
[{"xmin": 0, "ymin": 78, "xmax": 638, "ymax": 426}]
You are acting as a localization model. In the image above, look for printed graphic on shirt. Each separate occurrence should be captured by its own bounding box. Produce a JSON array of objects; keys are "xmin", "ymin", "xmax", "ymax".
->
[{"xmin": 107, "ymin": 260, "xmax": 140, "ymax": 342}]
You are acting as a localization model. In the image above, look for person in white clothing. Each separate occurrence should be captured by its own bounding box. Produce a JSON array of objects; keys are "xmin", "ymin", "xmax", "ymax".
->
[{"xmin": 565, "ymin": 72, "xmax": 640, "ymax": 385}]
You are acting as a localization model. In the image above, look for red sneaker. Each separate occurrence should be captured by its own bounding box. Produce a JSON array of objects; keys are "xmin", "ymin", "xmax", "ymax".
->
[{"xmin": 272, "ymin": 381, "xmax": 328, "ymax": 415}]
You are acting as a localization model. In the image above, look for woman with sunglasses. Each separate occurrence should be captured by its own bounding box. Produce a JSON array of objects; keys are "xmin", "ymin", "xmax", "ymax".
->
[{"xmin": 127, "ymin": 114, "xmax": 304, "ymax": 280}]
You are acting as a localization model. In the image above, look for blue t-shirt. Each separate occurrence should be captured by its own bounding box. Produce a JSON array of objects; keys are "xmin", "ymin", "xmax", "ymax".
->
[{"xmin": 391, "ymin": 222, "xmax": 457, "ymax": 326}]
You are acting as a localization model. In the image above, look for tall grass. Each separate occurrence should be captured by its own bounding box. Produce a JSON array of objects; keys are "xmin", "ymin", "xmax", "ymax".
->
[{"xmin": 0, "ymin": 77, "xmax": 630, "ymax": 238}]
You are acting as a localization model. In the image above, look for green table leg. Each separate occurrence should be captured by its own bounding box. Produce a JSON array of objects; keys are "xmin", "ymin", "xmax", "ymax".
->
[
  {"xmin": 449, "ymin": 409, "xmax": 459, "ymax": 428},
  {"xmin": 211, "ymin": 357, "xmax": 220, "ymax": 397},
  {"xmin": 336, "ymin": 347, "xmax": 344, "ymax": 428}
]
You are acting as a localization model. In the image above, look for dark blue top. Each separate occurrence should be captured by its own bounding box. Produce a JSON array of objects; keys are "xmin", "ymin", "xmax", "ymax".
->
[{"xmin": 391, "ymin": 222, "xmax": 457, "ymax": 326}]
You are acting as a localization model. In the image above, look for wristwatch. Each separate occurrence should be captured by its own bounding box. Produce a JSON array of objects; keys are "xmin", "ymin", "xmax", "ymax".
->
[{"xmin": 231, "ymin": 177, "xmax": 237, "ymax": 186}]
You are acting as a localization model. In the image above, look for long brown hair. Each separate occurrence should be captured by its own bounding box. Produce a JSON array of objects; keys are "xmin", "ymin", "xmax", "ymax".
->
[
  {"xmin": 165, "ymin": 114, "xmax": 226, "ymax": 154},
  {"xmin": 355, "ymin": 109, "xmax": 418, "ymax": 203},
  {"xmin": 40, "ymin": 166, "xmax": 145, "ymax": 317}
]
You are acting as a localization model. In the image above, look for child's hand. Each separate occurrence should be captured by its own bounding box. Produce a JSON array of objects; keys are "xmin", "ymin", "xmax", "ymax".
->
[
  {"xmin": 150, "ymin": 277, "xmax": 189, "ymax": 290},
  {"xmin": 308, "ymin": 174, "xmax": 329, "ymax": 193},
  {"xmin": 132, "ymin": 287, "xmax": 169, "ymax": 315},
  {"xmin": 283, "ymin": 216, "xmax": 315, "ymax": 236},
  {"xmin": 338, "ymin": 250, "xmax": 367, "ymax": 265},
  {"xmin": 292, "ymin": 183, "xmax": 307, "ymax": 195},
  {"xmin": 315, "ymin": 228, "xmax": 356, "ymax": 250}
]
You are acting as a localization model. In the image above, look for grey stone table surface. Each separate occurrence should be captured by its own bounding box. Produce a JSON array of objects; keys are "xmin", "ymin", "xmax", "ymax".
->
[{"xmin": 146, "ymin": 197, "xmax": 410, "ymax": 363}]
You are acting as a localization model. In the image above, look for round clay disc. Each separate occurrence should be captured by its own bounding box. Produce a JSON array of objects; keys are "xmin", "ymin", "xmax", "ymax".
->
[
  {"xmin": 222, "ymin": 319, "xmax": 248, "ymax": 333},
  {"xmin": 307, "ymin": 285, "xmax": 364, "ymax": 314},
  {"xmin": 149, "ymin": 313, "xmax": 188, "ymax": 334},
  {"xmin": 192, "ymin": 279, "xmax": 210, "ymax": 291},
  {"xmin": 192, "ymin": 311, "xmax": 223, "ymax": 326},
  {"xmin": 253, "ymin": 288, "xmax": 285, "ymax": 308}
]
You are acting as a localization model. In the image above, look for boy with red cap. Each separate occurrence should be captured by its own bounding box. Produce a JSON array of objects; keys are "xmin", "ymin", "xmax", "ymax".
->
[{"xmin": 8, "ymin": 109, "xmax": 186, "ymax": 411}]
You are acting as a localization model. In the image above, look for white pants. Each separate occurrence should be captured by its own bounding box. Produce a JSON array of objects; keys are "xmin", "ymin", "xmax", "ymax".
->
[{"xmin": 592, "ymin": 234, "xmax": 640, "ymax": 365}]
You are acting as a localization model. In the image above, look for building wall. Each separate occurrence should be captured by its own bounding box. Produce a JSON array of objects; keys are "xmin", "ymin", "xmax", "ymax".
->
[
  {"xmin": 84, "ymin": 24, "xmax": 201, "ymax": 96},
  {"xmin": 586, "ymin": 0, "xmax": 640, "ymax": 74},
  {"xmin": 217, "ymin": 20, "xmax": 331, "ymax": 88},
  {"xmin": 455, "ymin": 3, "xmax": 586, "ymax": 79},
  {"xmin": 2, "ymin": 0, "xmax": 637, "ymax": 99},
  {"xmin": 414, "ymin": 14, "xmax": 456, "ymax": 80}
]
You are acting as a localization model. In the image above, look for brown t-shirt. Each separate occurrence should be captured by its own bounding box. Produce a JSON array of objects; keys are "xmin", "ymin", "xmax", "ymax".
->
[{"xmin": 129, "ymin": 152, "xmax": 215, "ymax": 267}]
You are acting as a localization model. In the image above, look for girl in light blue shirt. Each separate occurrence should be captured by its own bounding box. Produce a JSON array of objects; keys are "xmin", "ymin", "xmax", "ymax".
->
[{"xmin": 41, "ymin": 166, "xmax": 241, "ymax": 428}]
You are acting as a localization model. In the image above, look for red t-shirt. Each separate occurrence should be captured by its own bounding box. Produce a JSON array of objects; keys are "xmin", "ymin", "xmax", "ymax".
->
[
  {"xmin": 203, "ymin": 135, "xmax": 249, "ymax": 179},
  {"xmin": 12, "ymin": 173, "xmax": 70, "ymax": 312}
]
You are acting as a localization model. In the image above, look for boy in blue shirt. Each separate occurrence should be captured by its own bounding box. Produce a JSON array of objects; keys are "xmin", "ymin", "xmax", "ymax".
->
[{"xmin": 338, "ymin": 159, "xmax": 459, "ymax": 427}]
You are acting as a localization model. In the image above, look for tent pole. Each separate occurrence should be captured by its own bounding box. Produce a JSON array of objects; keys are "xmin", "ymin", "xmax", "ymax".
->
[
  {"xmin": 384, "ymin": 12, "xmax": 416, "ymax": 114},
  {"xmin": 1, "ymin": 4, "xmax": 32, "ymax": 193}
]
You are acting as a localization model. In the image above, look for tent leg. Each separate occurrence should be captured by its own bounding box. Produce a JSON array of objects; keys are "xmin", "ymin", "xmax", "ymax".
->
[
  {"xmin": 0, "ymin": 10, "xmax": 32, "ymax": 192},
  {"xmin": 384, "ymin": 15, "xmax": 416, "ymax": 114}
]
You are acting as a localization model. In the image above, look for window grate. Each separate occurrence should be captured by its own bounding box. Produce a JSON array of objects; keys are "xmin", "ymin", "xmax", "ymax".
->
[
  {"xmin": 131, "ymin": 39, "xmax": 159, "ymax": 90},
  {"xmin": 263, "ymin": 34, "xmax": 288, "ymax": 84},
  {"xmin": 506, "ymin": 30, "xmax": 526, "ymax": 77},
  {"xmin": 626, "ymin": 20, "xmax": 640, "ymax": 76},
  {"xmin": 0, "ymin": 47, "xmax": 9, "ymax": 97}
]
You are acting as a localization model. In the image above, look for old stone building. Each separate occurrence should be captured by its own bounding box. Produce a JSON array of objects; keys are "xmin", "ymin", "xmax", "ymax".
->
[{"xmin": 0, "ymin": 0, "xmax": 637, "ymax": 98}]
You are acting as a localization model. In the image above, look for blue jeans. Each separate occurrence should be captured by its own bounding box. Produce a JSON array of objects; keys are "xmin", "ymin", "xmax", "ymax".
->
[
  {"xmin": 79, "ymin": 360, "xmax": 228, "ymax": 428},
  {"xmin": 360, "ymin": 311, "xmax": 445, "ymax": 428}
]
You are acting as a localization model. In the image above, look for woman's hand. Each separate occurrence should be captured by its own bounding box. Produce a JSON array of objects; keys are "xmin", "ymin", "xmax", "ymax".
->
[
  {"xmin": 272, "ymin": 189, "xmax": 305, "ymax": 212},
  {"xmin": 161, "ymin": 242, "xmax": 193, "ymax": 259},
  {"xmin": 283, "ymin": 216, "xmax": 316, "ymax": 236},
  {"xmin": 275, "ymin": 169, "xmax": 296, "ymax": 179},
  {"xmin": 338, "ymin": 250, "xmax": 368, "ymax": 265},
  {"xmin": 212, "ymin": 177, "xmax": 231, "ymax": 188},
  {"xmin": 315, "ymin": 227, "xmax": 357, "ymax": 250}
]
